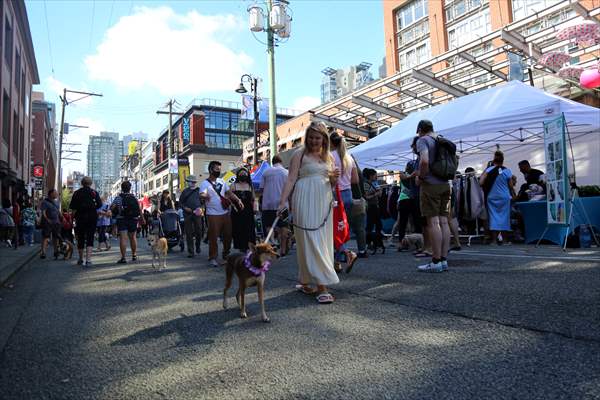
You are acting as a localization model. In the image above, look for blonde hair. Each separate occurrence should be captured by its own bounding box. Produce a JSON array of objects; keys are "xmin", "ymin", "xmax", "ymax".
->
[
  {"xmin": 303, "ymin": 121, "xmax": 331, "ymax": 164},
  {"xmin": 333, "ymin": 135, "xmax": 351, "ymax": 175}
]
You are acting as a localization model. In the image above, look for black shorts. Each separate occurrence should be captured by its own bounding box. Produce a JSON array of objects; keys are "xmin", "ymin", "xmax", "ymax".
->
[
  {"xmin": 75, "ymin": 216, "xmax": 97, "ymax": 248},
  {"xmin": 42, "ymin": 222, "xmax": 62, "ymax": 239},
  {"xmin": 117, "ymin": 218, "xmax": 138, "ymax": 233},
  {"xmin": 262, "ymin": 210, "xmax": 288, "ymax": 234}
]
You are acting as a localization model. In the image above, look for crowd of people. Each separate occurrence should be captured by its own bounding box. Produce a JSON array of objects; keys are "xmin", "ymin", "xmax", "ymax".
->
[{"xmin": 0, "ymin": 118, "xmax": 548, "ymax": 303}]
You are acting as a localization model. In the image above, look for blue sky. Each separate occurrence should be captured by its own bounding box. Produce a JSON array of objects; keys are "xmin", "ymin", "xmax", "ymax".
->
[{"xmin": 25, "ymin": 0, "xmax": 385, "ymax": 175}]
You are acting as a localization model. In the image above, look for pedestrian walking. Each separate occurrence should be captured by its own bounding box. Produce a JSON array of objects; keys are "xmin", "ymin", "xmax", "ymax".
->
[
  {"xmin": 21, "ymin": 200, "xmax": 36, "ymax": 246},
  {"xmin": 480, "ymin": 151, "xmax": 514, "ymax": 245},
  {"xmin": 329, "ymin": 132, "xmax": 358, "ymax": 272},
  {"xmin": 230, "ymin": 167, "xmax": 256, "ymax": 252},
  {"xmin": 415, "ymin": 120, "xmax": 452, "ymax": 272},
  {"xmin": 61, "ymin": 210, "xmax": 74, "ymax": 245},
  {"xmin": 111, "ymin": 181, "xmax": 141, "ymax": 264},
  {"xmin": 200, "ymin": 161, "xmax": 244, "ymax": 267},
  {"xmin": 260, "ymin": 155, "xmax": 290, "ymax": 256},
  {"xmin": 180, "ymin": 175, "xmax": 204, "ymax": 258},
  {"xmin": 141, "ymin": 209, "xmax": 151, "ymax": 238},
  {"xmin": 70, "ymin": 177, "xmax": 102, "ymax": 266},
  {"xmin": 96, "ymin": 195, "xmax": 112, "ymax": 251},
  {"xmin": 363, "ymin": 168, "xmax": 383, "ymax": 236},
  {"xmin": 40, "ymin": 189, "xmax": 62, "ymax": 259},
  {"xmin": 395, "ymin": 137, "xmax": 423, "ymax": 250},
  {"xmin": 278, "ymin": 121, "xmax": 340, "ymax": 304},
  {"xmin": 0, "ymin": 198, "xmax": 16, "ymax": 248},
  {"xmin": 159, "ymin": 190, "xmax": 175, "ymax": 213}
]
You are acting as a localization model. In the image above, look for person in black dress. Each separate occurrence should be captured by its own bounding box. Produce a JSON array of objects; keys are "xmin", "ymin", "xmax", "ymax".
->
[{"xmin": 230, "ymin": 168, "xmax": 256, "ymax": 252}]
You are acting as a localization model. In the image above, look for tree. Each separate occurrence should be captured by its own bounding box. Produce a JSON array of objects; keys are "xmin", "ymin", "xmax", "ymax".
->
[{"xmin": 61, "ymin": 187, "xmax": 72, "ymax": 210}]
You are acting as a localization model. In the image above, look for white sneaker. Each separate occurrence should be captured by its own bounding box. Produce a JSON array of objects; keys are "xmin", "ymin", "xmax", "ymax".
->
[
  {"xmin": 209, "ymin": 259, "xmax": 219, "ymax": 268},
  {"xmin": 417, "ymin": 262, "xmax": 443, "ymax": 273},
  {"xmin": 441, "ymin": 260, "xmax": 448, "ymax": 271}
]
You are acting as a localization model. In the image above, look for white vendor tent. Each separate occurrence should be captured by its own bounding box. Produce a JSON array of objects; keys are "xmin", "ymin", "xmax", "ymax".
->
[{"xmin": 350, "ymin": 81, "xmax": 600, "ymax": 185}]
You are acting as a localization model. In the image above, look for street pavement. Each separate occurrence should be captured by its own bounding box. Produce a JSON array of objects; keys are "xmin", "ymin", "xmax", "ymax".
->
[{"xmin": 1, "ymin": 238, "xmax": 599, "ymax": 400}]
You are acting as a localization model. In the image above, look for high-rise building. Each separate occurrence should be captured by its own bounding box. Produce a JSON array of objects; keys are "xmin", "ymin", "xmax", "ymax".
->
[
  {"xmin": 0, "ymin": 0, "xmax": 40, "ymax": 202},
  {"xmin": 65, "ymin": 171, "xmax": 85, "ymax": 192},
  {"xmin": 87, "ymin": 131, "xmax": 121, "ymax": 195},
  {"xmin": 320, "ymin": 63, "xmax": 375, "ymax": 104}
]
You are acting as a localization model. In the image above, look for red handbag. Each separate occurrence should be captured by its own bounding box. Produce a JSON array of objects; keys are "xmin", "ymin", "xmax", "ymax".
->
[{"xmin": 333, "ymin": 185, "xmax": 350, "ymax": 250}]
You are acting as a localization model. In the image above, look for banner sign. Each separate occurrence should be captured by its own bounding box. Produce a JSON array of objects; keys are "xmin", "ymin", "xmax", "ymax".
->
[
  {"xmin": 178, "ymin": 157, "xmax": 190, "ymax": 192},
  {"xmin": 128, "ymin": 140, "xmax": 138, "ymax": 156},
  {"xmin": 32, "ymin": 165, "xmax": 44, "ymax": 178},
  {"xmin": 168, "ymin": 158, "xmax": 178, "ymax": 174},
  {"xmin": 182, "ymin": 117, "xmax": 190, "ymax": 146},
  {"xmin": 543, "ymin": 114, "xmax": 569, "ymax": 226},
  {"xmin": 241, "ymin": 95, "xmax": 269, "ymax": 122},
  {"xmin": 34, "ymin": 178, "xmax": 43, "ymax": 190}
]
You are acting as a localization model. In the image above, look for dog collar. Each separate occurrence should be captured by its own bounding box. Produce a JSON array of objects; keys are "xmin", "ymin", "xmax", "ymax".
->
[{"xmin": 243, "ymin": 251, "xmax": 271, "ymax": 276}]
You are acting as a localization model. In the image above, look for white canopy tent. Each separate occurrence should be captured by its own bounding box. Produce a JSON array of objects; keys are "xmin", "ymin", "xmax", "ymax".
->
[{"xmin": 350, "ymin": 81, "xmax": 600, "ymax": 185}]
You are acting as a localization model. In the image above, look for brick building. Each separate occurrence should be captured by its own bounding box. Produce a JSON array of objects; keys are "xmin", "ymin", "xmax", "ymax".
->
[
  {"xmin": 0, "ymin": 0, "xmax": 40, "ymax": 203},
  {"xmin": 31, "ymin": 91, "xmax": 57, "ymax": 198}
]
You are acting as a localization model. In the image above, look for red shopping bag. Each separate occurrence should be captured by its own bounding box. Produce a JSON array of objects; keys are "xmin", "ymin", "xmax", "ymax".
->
[{"xmin": 333, "ymin": 185, "xmax": 350, "ymax": 250}]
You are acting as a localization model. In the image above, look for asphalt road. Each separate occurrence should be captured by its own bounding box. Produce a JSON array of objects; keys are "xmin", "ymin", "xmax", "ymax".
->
[{"xmin": 1, "ymin": 240, "xmax": 599, "ymax": 400}]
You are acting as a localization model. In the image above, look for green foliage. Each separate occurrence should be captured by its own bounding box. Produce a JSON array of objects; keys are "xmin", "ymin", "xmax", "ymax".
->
[
  {"xmin": 578, "ymin": 185, "xmax": 600, "ymax": 198},
  {"xmin": 61, "ymin": 189, "xmax": 72, "ymax": 210}
]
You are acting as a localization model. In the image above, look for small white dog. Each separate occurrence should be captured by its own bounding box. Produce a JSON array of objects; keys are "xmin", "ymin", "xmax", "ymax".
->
[{"xmin": 147, "ymin": 233, "xmax": 168, "ymax": 270}]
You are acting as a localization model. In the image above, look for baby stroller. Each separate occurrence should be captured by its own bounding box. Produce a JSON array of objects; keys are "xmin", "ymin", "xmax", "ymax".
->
[{"xmin": 157, "ymin": 209, "xmax": 184, "ymax": 251}]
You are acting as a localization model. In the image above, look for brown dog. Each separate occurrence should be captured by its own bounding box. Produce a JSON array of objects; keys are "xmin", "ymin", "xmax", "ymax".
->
[
  {"xmin": 56, "ymin": 240, "xmax": 73, "ymax": 260},
  {"xmin": 147, "ymin": 233, "xmax": 168, "ymax": 270},
  {"xmin": 223, "ymin": 242, "xmax": 278, "ymax": 323}
]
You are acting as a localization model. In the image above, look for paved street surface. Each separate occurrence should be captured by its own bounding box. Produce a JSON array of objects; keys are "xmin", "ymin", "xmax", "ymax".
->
[{"xmin": 1, "ymin": 239, "xmax": 599, "ymax": 400}]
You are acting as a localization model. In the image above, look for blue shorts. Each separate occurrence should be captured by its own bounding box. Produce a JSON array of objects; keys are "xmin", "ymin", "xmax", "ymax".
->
[{"xmin": 117, "ymin": 218, "xmax": 138, "ymax": 233}]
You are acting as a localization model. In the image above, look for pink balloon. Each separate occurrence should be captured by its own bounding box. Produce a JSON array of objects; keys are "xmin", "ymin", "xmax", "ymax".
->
[{"xmin": 580, "ymin": 68, "xmax": 600, "ymax": 89}]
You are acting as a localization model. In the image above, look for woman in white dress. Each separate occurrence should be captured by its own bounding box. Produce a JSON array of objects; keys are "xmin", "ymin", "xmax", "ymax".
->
[{"xmin": 278, "ymin": 122, "xmax": 340, "ymax": 304}]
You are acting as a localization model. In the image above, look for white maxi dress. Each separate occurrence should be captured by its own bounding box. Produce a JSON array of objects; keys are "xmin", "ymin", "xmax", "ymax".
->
[{"xmin": 292, "ymin": 156, "xmax": 339, "ymax": 286}]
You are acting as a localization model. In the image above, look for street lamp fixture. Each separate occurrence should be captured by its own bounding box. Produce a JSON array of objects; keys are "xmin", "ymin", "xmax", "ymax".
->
[
  {"xmin": 245, "ymin": 1, "xmax": 292, "ymax": 160},
  {"xmin": 236, "ymin": 74, "xmax": 260, "ymax": 165}
]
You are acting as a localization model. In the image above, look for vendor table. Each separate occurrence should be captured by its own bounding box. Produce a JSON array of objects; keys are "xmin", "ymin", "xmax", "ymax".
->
[{"xmin": 515, "ymin": 197, "xmax": 600, "ymax": 245}]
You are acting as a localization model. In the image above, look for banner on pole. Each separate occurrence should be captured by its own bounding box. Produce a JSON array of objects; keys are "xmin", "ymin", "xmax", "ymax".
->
[
  {"xmin": 543, "ymin": 114, "xmax": 569, "ymax": 225},
  {"xmin": 168, "ymin": 158, "xmax": 178, "ymax": 174},
  {"xmin": 178, "ymin": 157, "xmax": 190, "ymax": 191}
]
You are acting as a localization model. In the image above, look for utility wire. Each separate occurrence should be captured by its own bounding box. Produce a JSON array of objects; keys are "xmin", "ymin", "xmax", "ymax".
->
[
  {"xmin": 43, "ymin": 0, "xmax": 55, "ymax": 76},
  {"xmin": 89, "ymin": 0, "xmax": 96, "ymax": 52},
  {"xmin": 106, "ymin": 0, "xmax": 115, "ymax": 30}
]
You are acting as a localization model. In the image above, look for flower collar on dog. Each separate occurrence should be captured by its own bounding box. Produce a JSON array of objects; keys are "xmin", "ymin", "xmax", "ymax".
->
[{"xmin": 243, "ymin": 251, "xmax": 271, "ymax": 276}]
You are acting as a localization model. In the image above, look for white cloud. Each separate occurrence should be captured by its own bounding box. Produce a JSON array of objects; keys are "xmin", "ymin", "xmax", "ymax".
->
[
  {"xmin": 85, "ymin": 7, "xmax": 253, "ymax": 96},
  {"xmin": 44, "ymin": 76, "xmax": 95, "ymax": 107},
  {"xmin": 291, "ymin": 96, "xmax": 321, "ymax": 112}
]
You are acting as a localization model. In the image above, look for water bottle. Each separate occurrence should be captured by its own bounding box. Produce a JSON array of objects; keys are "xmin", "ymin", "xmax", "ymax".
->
[{"xmin": 579, "ymin": 225, "xmax": 592, "ymax": 248}]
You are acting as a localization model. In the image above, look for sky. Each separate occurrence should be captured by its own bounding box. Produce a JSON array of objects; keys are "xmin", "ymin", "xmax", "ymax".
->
[{"xmin": 25, "ymin": 0, "xmax": 385, "ymax": 176}]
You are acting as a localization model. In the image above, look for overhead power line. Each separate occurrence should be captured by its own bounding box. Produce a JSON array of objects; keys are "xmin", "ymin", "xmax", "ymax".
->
[{"xmin": 43, "ymin": 0, "xmax": 55, "ymax": 76}]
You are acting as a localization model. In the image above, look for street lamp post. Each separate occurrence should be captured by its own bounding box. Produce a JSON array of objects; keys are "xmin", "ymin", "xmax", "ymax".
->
[
  {"xmin": 236, "ymin": 74, "xmax": 260, "ymax": 164},
  {"xmin": 246, "ymin": 1, "xmax": 292, "ymax": 159}
]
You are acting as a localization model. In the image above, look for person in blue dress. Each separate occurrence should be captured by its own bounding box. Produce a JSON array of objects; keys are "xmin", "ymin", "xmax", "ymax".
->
[{"xmin": 479, "ymin": 151, "xmax": 514, "ymax": 245}]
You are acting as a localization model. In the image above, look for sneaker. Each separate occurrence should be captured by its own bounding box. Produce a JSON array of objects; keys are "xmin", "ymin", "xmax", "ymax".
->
[
  {"xmin": 131, "ymin": 255, "xmax": 137, "ymax": 262},
  {"xmin": 441, "ymin": 260, "xmax": 448, "ymax": 271},
  {"xmin": 77, "ymin": 259, "xmax": 83, "ymax": 266},
  {"xmin": 85, "ymin": 260, "xmax": 92, "ymax": 267},
  {"xmin": 117, "ymin": 258, "xmax": 127, "ymax": 264},
  {"xmin": 417, "ymin": 262, "xmax": 443, "ymax": 273},
  {"xmin": 209, "ymin": 259, "xmax": 219, "ymax": 268}
]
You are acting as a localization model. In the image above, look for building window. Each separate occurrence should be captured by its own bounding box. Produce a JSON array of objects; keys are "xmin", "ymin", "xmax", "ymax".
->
[
  {"xmin": 4, "ymin": 17, "xmax": 12, "ymax": 69},
  {"xmin": 12, "ymin": 113, "xmax": 18, "ymax": 158},
  {"xmin": 396, "ymin": 0, "xmax": 428, "ymax": 31},
  {"xmin": 399, "ymin": 40, "xmax": 431, "ymax": 71},
  {"xmin": 148, "ymin": 181, "xmax": 154, "ymax": 190},
  {"xmin": 155, "ymin": 178, "xmax": 161, "ymax": 188},
  {"xmin": 2, "ymin": 92, "xmax": 9, "ymax": 145},
  {"xmin": 447, "ymin": 8, "xmax": 491, "ymax": 49},
  {"xmin": 512, "ymin": 0, "xmax": 555, "ymax": 21},
  {"xmin": 162, "ymin": 175, "xmax": 168, "ymax": 185},
  {"xmin": 19, "ymin": 126, "xmax": 24, "ymax": 163},
  {"xmin": 14, "ymin": 50, "xmax": 20, "ymax": 91}
]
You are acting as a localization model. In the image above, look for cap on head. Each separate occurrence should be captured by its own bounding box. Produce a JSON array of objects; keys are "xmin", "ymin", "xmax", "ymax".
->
[{"xmin": 186, "ymin": 175, "xmax": 198, "ymax": 183}]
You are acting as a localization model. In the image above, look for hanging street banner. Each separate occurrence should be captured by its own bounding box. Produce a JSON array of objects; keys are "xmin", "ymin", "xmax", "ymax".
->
[
  {"xmin": 168, "ymin": 158, "xmax": 178, "ymax": 174},
  {"xmin": 241, "ymin": 95, "xmax": 269, "ymax": 122},
  {"xmin": 543, "ymin": 114, "xmax": 569, "ymax": 226},
  {"xmin": 182, "ymin": 117, "xmax": 190, "ymax": 147},
  {"xmin": 178, "ymin": 157, "xmax": 190, "ymax": 192}
]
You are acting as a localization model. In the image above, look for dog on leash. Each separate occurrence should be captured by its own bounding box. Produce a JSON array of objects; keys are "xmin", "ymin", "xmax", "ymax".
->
[
  {"xmin": 56, "ymin": 240, "xmax": 73, "ymax": 260},
  {"xmin": 366, "ymin": 231, "xmax": 386, "ymax": 255},
  {"xmin": 147, "ymin": 233, "xmax": 168, "ymax": 270},
  {"xmin": 223, "ymin": 242, "xmax": 278, "ymax": 323},
  {"xmin": 400, "ymin": 233, "xmax": 424, "ymax": 252}
]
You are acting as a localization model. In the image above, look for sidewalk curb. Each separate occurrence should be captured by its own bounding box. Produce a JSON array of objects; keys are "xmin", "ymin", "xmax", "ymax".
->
[{"xmin": 0, "ymin": 249, "xmax": 39, "ymax": 287}]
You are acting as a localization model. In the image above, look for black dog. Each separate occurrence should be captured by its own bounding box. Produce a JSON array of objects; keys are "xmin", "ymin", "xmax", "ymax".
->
[{"xmin": 366, "ymin": 231, "xmax": 386, "ymax": 255}]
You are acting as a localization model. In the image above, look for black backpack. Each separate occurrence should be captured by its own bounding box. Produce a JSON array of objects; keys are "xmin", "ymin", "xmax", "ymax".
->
[
  {"xmin": 120, "ymin": 193, "xmax": 140, "ymax": 218},
  {"xmin": 78, "ymin": 188, "xmax": 99, "ymax": 212},
  {"xmin": 430, "ymin": 136, "xmax": 459, "ymax": 180}
]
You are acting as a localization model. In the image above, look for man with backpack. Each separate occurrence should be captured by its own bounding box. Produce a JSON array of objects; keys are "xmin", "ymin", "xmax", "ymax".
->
[
  {"xmin": 69, "ymin": 176, "xmax": 102, "ymax": 266},
  {"xmin": 111, "ymin": 180, "xmax": 141, "ymax": 264},
  {"xmin": 415, "ymin": 120, "xmax": 457, "ymax": 273}
]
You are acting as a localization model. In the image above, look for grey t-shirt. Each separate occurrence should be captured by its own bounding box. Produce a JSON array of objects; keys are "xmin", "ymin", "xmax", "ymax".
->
[
  {"xmin": 41, "ymin": 198, "xmax": 60, "ymax": 224},
  {"xmin": 416, "ymin": 134, "xmax": 449, "ymax": 185}
]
